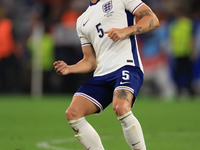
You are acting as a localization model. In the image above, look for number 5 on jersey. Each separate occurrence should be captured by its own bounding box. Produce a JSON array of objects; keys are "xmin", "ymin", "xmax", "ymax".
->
[{"xmin": 96, "ymin": 23, "xmax": 104, "ymax": 38}]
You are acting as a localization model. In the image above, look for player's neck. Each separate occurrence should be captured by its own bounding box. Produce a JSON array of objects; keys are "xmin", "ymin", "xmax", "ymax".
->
[{"xmin": 90, "ymin": 0, "xmax": 98, "ymax": 3}]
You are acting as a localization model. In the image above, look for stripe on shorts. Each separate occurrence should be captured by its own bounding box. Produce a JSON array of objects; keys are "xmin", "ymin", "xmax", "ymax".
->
[
  {"xmin": 74, "ymin": 92, "xmax": 103, "ymax": 112},
  {"xmin": 81, "ymin": 43, "xmax": 91, "ymax": 47},
  {"xmin": 114, "ymin": 86, "xmax": 134, "ymax": 94}
]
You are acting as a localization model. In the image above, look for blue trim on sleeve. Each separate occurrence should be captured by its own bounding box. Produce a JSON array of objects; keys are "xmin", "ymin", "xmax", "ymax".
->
[{"xmin": 125, "ymin": 10, "xmax": 140, "ymax": 68}]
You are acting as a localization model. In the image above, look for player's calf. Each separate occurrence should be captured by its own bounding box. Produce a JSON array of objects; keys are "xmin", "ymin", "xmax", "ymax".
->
[
  {"xmin": 118, "ymin": 111, "xmax": 146, "ymax": 150},
  {"xmin": 68, "ymin": 117, "xmax": 105, "ymax": 150}
]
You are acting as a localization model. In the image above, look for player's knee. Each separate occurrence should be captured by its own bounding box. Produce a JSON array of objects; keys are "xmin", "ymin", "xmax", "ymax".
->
[
  {"xmin": 112, "ymin": 103, "xmax": 130, "ymax": 117},
  {"xmin": 65, "ymin": 107, "xmax": 79, "ymax": 121}
]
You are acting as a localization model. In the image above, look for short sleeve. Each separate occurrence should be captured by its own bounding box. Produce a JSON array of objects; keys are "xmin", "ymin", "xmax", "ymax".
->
[
  {"xmin": 121, "ymin": 0, "xmax": 144, "ymax": 14},
  {"xmin": 76, "ymin": 18, "xmax": 91, "ymax": 47}
]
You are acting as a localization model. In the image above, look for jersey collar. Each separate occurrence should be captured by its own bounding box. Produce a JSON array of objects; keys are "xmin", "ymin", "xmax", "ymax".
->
[{"xmin": 90, "ymin": 0, "xmax": 100, "ymax": 6}]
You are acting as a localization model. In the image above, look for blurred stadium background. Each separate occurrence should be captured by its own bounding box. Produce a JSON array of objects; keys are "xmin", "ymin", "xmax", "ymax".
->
[
  {"xmin": 0, "ymin": 0, "xmax": 200, "ymax": 150},
  {"xmin": 0, "ymin": 0, "xmax": 200, "ymax": 97}
]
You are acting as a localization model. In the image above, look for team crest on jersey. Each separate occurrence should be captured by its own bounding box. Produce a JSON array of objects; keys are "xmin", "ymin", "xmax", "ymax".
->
[
  {"xmin": 102, "ymin": 0, "xmax": 113, "ymax": 13},
  {"xmin": 102, "ymin": 0, "xmax": 114, "ymax": 17}
]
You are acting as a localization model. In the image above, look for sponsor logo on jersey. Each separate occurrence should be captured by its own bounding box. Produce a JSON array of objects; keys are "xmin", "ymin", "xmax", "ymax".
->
[{"xmin": 83, "ymin": 18, "xmax": 90, "ymax": 26}]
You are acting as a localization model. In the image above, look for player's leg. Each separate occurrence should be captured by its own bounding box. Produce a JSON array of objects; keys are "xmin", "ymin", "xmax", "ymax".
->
[
  {"xmin": 66, "ymin": 95, "xmax": 99, "ymax": 120},
  {"xmin": 65, "ymin": 95, "xmax": 105, "ymax": 150},
  {"xmin": 112, "ymin": 89, "xmax": 146, "ymax": 150}
]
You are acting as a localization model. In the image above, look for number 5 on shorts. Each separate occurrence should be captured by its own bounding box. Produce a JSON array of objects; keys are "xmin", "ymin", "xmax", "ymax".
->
[{"xmin": 122, "ymin": 70, "xmax": 130, "ymax": 80}]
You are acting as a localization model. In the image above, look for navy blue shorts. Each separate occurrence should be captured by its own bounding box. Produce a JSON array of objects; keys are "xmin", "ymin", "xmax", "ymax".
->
[{"xmin": 74, "ymin": 65, "xmax": 144, "ymax": 113}]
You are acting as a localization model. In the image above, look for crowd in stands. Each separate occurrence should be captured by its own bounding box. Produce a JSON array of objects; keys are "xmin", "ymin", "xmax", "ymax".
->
[{"xmin": 0, "ymin": 0, "xmax": 199, "ymax": 98}]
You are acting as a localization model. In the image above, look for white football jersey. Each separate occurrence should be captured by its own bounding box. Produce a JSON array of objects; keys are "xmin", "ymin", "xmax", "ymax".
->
[{"xmin": 76, "ymin": 0, "xmax": 144, "ymax": 76}]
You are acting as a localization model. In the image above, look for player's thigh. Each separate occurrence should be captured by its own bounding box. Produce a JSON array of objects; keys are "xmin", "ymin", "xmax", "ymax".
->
[
  {"xmin": 112, "ymin": 89, "xmax": 134, "ymax": 117},
  {"xmin": 66, "ymin": 95, "xmax": 100, "ymax": 121}
]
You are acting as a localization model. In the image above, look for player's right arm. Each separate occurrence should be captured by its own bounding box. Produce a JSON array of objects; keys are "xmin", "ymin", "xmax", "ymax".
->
[{"xmin": 54, "ymin": 45, "xmax": 97, "ymax": 75}]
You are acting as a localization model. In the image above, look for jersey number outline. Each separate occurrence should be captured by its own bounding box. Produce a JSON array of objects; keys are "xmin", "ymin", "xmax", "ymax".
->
[{"xmin": 96, "ymin": 23, "xmax": 104, "ymax": 38}]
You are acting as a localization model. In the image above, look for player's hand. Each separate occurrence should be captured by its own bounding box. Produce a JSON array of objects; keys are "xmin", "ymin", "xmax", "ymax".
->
[
  {"xmin": 105, "ymin": 28, "xmax": 127, "ymax": 42},
  {"xmin": 53, "ymin": 61, "xmax": 70, "ymax": 75}
]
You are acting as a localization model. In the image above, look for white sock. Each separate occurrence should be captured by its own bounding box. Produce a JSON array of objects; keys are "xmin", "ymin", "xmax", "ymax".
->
[
  {"xmin": 118, "ymin": 111, "xmax": 146, "ymax": 150},
  {"xmin": 68, "ymin": 117, "xmax": 105, "ymax": 150}
]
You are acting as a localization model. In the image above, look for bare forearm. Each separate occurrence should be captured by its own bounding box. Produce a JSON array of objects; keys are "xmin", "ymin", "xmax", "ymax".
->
[
  {"xmin": 126, "ymin": 6, "xmax": 159, "ymax": 36},
  {"xmin": 68, "ymin": 59, "xmax": 97, "ymax": 74},
  {"xmin": 105, "ymin": 5, "xmax": 159, "ymax": 42},
  {"xmin": 129, "ymin": 16, "xmax": 159, "ymax": 35},
  {"xmin": 54, "ymin": 45, "xmax": 97, "ymax": 75}
]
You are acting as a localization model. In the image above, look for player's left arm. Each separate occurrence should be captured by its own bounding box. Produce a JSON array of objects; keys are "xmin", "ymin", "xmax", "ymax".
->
[
  {"xmin": 129, "ymin": 4, "xmax": 159, "ymax": 35},
  {"xmin": 105, "ymin": 4, "xmax": 159, "ymax": 42}
]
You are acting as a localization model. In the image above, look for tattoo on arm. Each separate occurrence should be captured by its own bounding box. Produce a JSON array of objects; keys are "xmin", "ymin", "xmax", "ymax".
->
[
  {"xmin": 136, "ymin": 27, "xmax": 142, "ymax": 33},
  {"xmin": 114, "ymin": 90, "xmax": 130, "ymax": 103},
  {"xmin": 149, "ymin": 19, "xmax": 154, "ymax": 28},
  {"xmin": 130, "ymin": 26, "xmax": 143, "ymax": 35},
  {"xmin": 129, "ymin": 10, "xmax": 155, "ymax": 36},
  {"xmin": 138, "ymin": 10, "xmax": 153, "ymax": 19}
]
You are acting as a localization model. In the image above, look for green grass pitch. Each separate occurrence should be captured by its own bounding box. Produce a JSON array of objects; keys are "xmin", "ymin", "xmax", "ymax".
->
[{"xmin": 0, "ymin": 94, "xmax": 200, "ymax": 150}]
